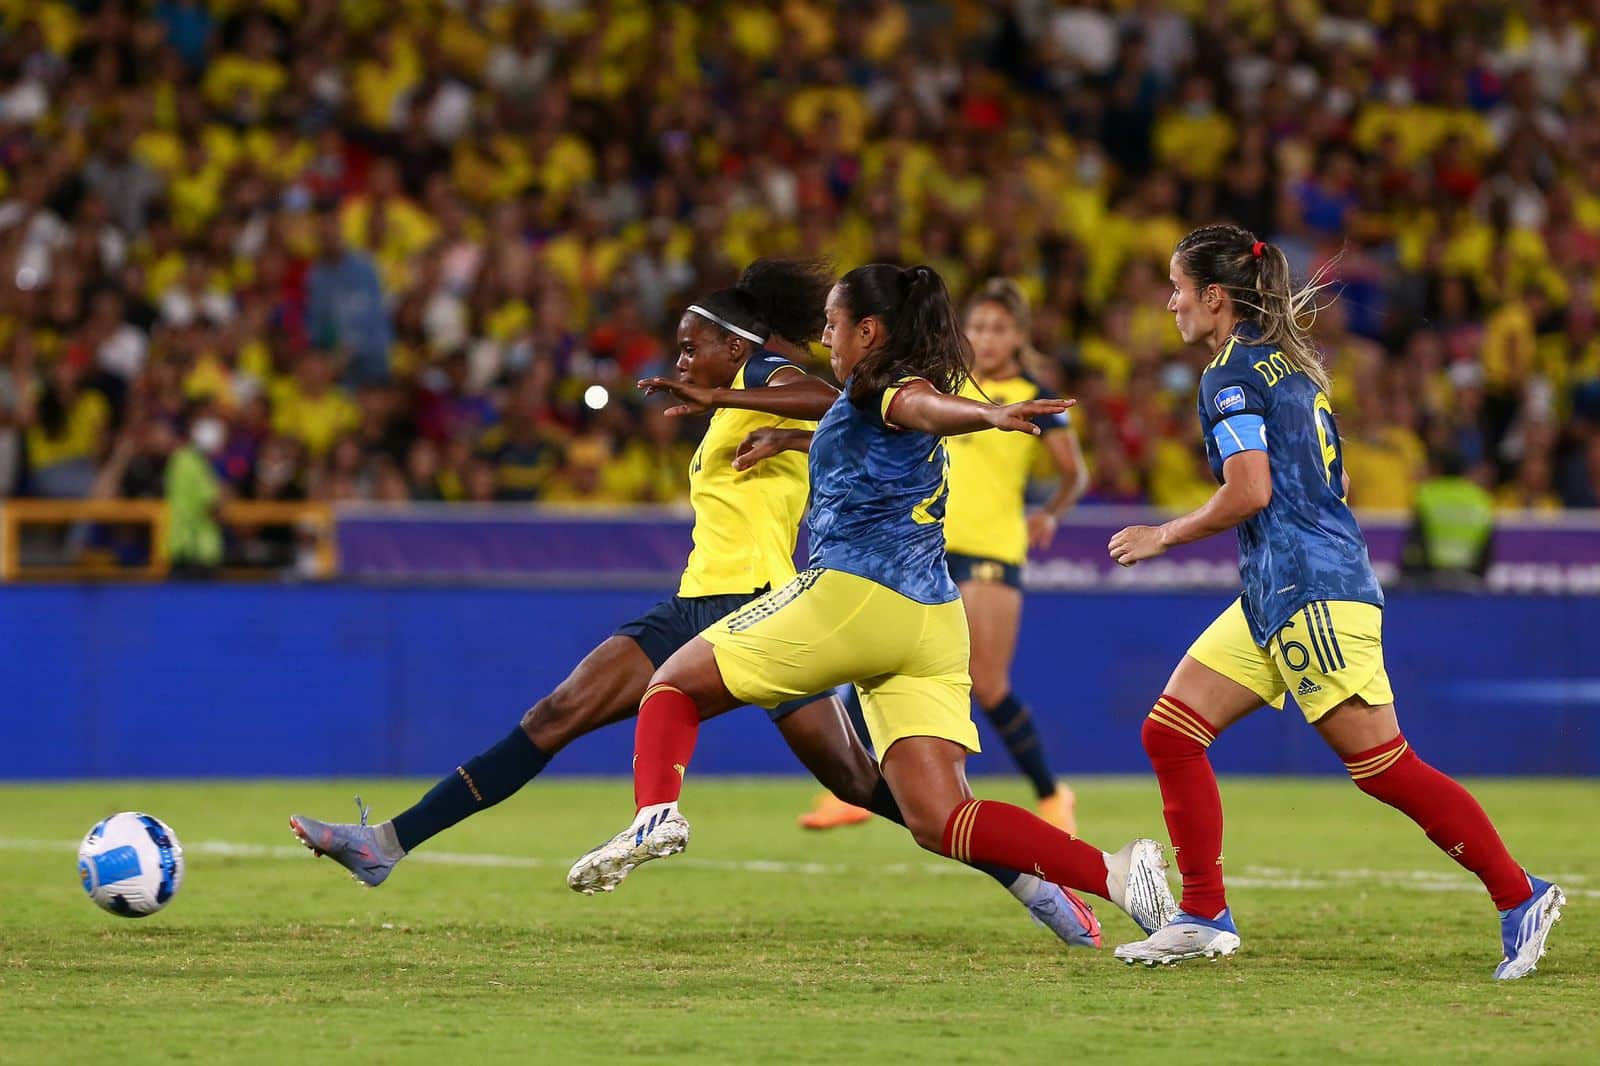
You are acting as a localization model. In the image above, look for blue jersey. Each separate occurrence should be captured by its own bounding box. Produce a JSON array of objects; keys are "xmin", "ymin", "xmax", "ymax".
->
[
  {"xmin": 806, "ymin": 378, "xmax": 959, "ymax": 605},
  {"xmin": 1197, "ymin": 327, "xmax": 1383, "ymax": 645}
]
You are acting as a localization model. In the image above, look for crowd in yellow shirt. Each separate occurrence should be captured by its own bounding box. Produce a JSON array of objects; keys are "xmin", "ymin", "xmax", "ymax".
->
[{"xmin": 2, "ymin": 0, "xmax": 1600, "ymax": 514}]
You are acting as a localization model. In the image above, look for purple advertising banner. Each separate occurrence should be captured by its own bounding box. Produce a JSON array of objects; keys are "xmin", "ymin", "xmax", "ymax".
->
[{"xmin": 337, "ymin": 504, "xmax": 1600, "ymax": 593}]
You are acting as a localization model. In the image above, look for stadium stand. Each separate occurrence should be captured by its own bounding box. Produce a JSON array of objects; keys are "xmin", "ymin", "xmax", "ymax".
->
[{"xmin": 2, "ymin": 0, "xmax": 1599, "ymax": 526}]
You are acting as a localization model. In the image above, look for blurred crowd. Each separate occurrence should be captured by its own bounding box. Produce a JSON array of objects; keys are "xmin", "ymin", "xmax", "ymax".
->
[{"xmin": 4, "ymin": 0, "xmax": 1600, "ymax": 517}]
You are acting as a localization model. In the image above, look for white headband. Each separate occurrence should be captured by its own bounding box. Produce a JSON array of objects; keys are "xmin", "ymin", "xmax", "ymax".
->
[{"xmin": 687, "ymin": 304, "xmax": 765, "ymax": 345}]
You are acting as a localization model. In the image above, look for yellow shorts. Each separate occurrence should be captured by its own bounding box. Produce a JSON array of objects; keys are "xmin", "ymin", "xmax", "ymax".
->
[
  {"xmin": 1186, "ymin": 599, "xmax": 1394, "ymax": 722},
  {"xmin": 703, "ymin": 567, "xmax": 978, "ymax": 757}
]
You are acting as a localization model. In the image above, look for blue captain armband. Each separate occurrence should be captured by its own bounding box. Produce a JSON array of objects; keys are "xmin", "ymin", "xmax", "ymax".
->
[{"xmin": 1212, "ymin": 414, "xmax": 1268, "ymax": 459}]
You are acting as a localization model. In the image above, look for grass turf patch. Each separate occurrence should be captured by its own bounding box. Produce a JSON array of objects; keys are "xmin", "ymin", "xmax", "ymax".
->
[{"xmin": 1, "ymin": 777, "xmax": 1594, "ymax": 1064}]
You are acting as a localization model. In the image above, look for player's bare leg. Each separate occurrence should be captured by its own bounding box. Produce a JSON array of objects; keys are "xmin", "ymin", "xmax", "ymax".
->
[
  {"xmin": 292, "ymin": 637, "xmax": 655, "ymax": 885},
  {"xmin": 879, "ymin": 735, "xmax": 1174, "ymax": 935},
  {"xmin": 777, "ymin": 695, "xmax": 1101, "ymax": 948},
  {"xmin": 1315, "ymin": 696, "xmax": 1563, "ymax": 980},
  {"xmin": 1115, "ymin": 656, "xmax": 1260, "ymax": 965}
]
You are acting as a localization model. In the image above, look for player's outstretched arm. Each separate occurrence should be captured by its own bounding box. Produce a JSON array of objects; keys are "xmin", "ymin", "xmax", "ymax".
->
[
  {"xmin": 885, "ymin": 379, "xmax": 1074, "ymax": 437},
  {"xmin": 1108, "ymin": 450, "xmax": 1272, "ymax": 566},
  {"xmin": 638, "ymin": 373, "xmax": 839, "ymax": 419},
  {"xmin": 733, "ymin": 428, "xmax": 813, "ymax": 471}
]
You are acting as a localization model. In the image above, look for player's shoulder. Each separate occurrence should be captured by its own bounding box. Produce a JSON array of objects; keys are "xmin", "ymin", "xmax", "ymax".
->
[
  {"xmin": 740, "ymin": 350, "xmax": 805, "ymax": 390},
  {"xmin": 1199, "ymin": 345, "xmax": 1270, "ymax": 420}
]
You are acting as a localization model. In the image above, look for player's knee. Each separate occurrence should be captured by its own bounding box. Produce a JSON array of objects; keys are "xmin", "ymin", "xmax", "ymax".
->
[
  {"xmin": 826, "ymin": 763, "xmax": 880, "ymax": 809},
  {"xmin": 970, "ymin": 675, "xmax": 1009, "ymax": 711},
  {"xmin": 1139, "ymin": 713, "xmax": 1165, "ymax": 756},
  {"xmin": 896, "ymin": 799, "xmax": 952, "ymax": 853},
  {"xmin": 521, "ymin": 687, "xmax": 595, "ymax": 751}
]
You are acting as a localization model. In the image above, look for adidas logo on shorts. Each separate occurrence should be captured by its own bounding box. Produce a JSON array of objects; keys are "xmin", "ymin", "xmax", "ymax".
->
[{"xmin": 1297, "ymin": 677, "xmax": 1322, "ymax": 696}]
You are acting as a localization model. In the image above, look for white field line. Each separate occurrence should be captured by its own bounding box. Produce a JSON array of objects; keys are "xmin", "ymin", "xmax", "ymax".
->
[{"xmin": 9, "ymin": 837, "xmax": 1597, "ymax": 899}]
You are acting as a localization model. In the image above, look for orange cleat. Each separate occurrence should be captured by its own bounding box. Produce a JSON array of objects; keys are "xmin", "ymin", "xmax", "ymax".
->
[
  {"xmin": 1036, "ymin": 785, "xmax": 1077, "ymax": 836},
  {"xmin": 798, "ymin": 791, "xmax": 872, "ymax": 830}
]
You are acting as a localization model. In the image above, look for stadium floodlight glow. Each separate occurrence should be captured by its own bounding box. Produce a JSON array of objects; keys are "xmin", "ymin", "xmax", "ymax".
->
[{"xmin": 584, "ymin": 384, "xmax": 610, "ymax": 410}]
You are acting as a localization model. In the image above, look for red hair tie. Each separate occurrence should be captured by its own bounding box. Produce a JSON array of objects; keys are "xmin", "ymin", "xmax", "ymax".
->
[{"xmin": 1251, "ymin": 241, "xmax": 1265, "ymax": 258}]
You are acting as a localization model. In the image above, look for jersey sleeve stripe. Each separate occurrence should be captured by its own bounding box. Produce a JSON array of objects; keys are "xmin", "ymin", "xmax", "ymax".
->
[
  {"xmin": 1212, "ymin": 414, "xmax": 1267, "ymax": 460},
  {"xmin": 880, "ymin": 376, "xmax": 925, "ymax": 429}
]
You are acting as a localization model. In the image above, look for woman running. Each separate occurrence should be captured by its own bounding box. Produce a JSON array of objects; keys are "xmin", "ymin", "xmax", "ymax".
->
[
  {"xmin": 568, "ymin": 264, "xmax": 1177, "ymax": 940},
  {"xmin": 288, "ymin": 260, "xmax": 1101, "ymax": 948},
  {"xmin": 1106, "ymin": 224, "xmax": 1563, "ymax": 978},
  {"xmin": 801, "ymin": 278, "xmax": 1087, "ymax": 831}
]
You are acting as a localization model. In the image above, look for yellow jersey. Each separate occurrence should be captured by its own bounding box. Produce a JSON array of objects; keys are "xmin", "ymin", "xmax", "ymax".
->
[
  {"xmin": 677, "ymin": 354, "xmax": 815, "ymax": 598},
  {"xmin": 943, "ymin": 374, "xmax": 1068, "ymax": 566}
]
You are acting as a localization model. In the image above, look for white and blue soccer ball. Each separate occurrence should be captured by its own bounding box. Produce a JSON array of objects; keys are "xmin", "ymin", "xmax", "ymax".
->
[{"xmin": 78, "ymin": 812, "xmax": 185, "ymax": 918}]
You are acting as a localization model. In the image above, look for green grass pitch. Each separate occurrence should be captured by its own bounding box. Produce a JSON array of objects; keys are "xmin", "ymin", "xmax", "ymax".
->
[{"xmin": 1, "ymin": 777, "xmax": 1595, "ymax": 1064}]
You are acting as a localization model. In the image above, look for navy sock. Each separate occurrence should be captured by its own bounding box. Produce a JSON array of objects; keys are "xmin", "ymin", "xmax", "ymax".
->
[
  {"xmin": 865, "ymin": 779, "xmax": 1020, "ymax": 891},
  {"xmin": 840, "ymin": 684, "xmax": 873, "ymax": 753},
  {"xmin": 391, "ymin": 726, "xmax": 551, "ymax": 852},
  {"xmin": 981, "ymin": 693, "xmax": 1058, "ymax": 800}
]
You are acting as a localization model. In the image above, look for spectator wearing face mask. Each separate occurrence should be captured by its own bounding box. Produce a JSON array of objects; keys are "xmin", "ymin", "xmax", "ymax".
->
[{"xmin": 166, "ymin": 404, "xmax": 228, "ymax": 574}]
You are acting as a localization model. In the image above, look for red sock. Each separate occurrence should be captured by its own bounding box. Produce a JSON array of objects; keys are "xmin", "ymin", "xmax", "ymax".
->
[
  {"xmin": 942, "ymin": 799, "xmax": 1111, "ymax": 899},
  {"xmin": 1143, "ymin": 695, "xmax": 1226, "ymax": 918},
  {"xmin": 1345, "ymin": 735, "xmax": 1531, "ymax": 911},
  {"xmin": 633, "ymin": 684, "xmax": 700, "ymax": 810}
]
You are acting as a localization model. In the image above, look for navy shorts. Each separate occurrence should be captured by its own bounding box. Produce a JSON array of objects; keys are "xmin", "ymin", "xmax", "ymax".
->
[
  {"xmin": 946, "ymin": 552, "xmax": 1023, "ymax": 589},
  {"xmin": 615, "ymin": 591, "xmax": 827, "ymax": 720}
]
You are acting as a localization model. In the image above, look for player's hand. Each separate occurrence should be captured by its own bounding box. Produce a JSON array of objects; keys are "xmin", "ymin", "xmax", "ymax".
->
[
  {"xmin": 638, "ymin": 377, "xmax": 717, "ymax": 416},
  {"xmin": 1108, "ymin": 524, "xmax": 1168, "ymax": 567},
  {"xmin": 1027, "ymin": 510, "xmax": 1060, "ymax": 549},
  {"xmin": 733, "ymin": 427, "xmax": 800, "ymax": 471},
  {"xmin": 986, "ymin": 397, "xmax": 1074, "ymax": 435}
]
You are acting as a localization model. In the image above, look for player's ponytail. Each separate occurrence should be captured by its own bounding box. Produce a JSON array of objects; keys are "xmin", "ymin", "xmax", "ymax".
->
[
  {"xmin": 838, "ymin": 263, "xmax": 971, "ymax": 405},
  {"xmin": 1174, "ymin": 224, "xmax": 1335, "ymax": 393}
]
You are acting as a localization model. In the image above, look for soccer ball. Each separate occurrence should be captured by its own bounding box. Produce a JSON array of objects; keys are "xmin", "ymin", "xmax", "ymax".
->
[{"xmin": 77, "ymin": 812, "xmax": 185, "ymax": 918}]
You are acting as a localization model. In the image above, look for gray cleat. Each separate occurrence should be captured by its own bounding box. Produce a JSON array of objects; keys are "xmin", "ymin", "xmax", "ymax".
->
[{"xmin": 289, "ymin": 797, "xmax": 401, "ymax": 888}]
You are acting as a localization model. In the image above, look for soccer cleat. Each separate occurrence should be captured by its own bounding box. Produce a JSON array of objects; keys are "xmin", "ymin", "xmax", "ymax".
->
[
  {"xmin": 1114, "ymin": 908, "xmax": 1241, "ymax": 966},
  {"xmin": 1024, "ymin": 882, "xmax": 1102, "ymax": 949},
  {"xmin": 798, "ymin": 792, "xmax": 873, "ymax": 830},
  {"xmin": 288, "ymin": 797, "xmax": 401, "ymax": 888},
  {"xmin": 567, "ymin": 807, "xmax": 690, "ymax": 895},
  {"xmin": 1103, "ymin": 838, "xmax": 1179, "ymax": 935},
  {"xmin": 1494, "ymin": 874, "xmax": 1565, "ymax": 980},
  {"xmin": 1036, "ymin": 785, "xmax": 1077, "ymax": 835}
]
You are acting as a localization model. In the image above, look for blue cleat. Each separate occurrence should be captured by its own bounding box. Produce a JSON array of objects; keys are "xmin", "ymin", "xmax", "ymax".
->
[
  {"xmin": 1024, "ymin": 882, "xmax": 1103, "ymax": 949},
  {"xmin": 1114, "ymin": 907, "xmax": 1240, "ymax": 966},
  {"xmin": 1495, "ymin": 874, "xmax": 1565, "ymax": 980},
  {"xmin": 289, "ymin": 797, "xmax": 403, "ymax": 888}
]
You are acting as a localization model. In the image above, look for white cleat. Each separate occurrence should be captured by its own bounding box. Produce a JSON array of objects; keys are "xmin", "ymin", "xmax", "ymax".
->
[
  {"xmin": 1115, "ymin": 908, "xmax": 1241, "ymax": 966},
  {"xmin": 567, "ymin": 808, "xmax": 690, "ymax": 895},
  {"xmin": 1103, "ymin": 838, "xmax": 1178, "ymax": 935}
]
